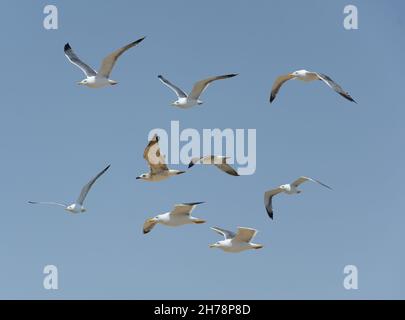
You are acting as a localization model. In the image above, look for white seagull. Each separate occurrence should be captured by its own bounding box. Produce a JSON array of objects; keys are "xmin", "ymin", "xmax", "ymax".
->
[
  {"xmin": 28, "ymin": 165, "xmax": 110, "ymax": 213},
  {"xmin": 64, "ymin": 37, "xmax": 145, "ymax": 88},
  {"xmin": 270, "ymin": 69, "xmax": 356, "ymax": 103},
  {"xmin": 136, "ymin": 134, "xmax": 185, "ymax": 182},
  {"xmin": 158, "ymin": 74, "xmax": 238, "ymax": 108},
  {"xmin": 209, "ymin": 227, "xmax": 263, "ymax": 253},
  {"xmin": 264, "ymin": 176, "xmax": 332, "ymax": 219},
  {"xmin": 143, "ymin": 202, "xmax": 206, "ymax": 234},
  {"xmin": 188, "ymin": 155, "xmax": 239, "ymax": 176}
]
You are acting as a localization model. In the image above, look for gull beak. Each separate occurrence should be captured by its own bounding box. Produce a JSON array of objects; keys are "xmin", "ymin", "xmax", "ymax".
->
[{"xmin": 77, "ymin": 81, "xmax": 83, "ymax": 85}]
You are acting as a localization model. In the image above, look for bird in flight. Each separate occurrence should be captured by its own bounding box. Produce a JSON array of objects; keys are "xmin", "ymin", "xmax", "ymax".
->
[
  {"xmin": 143, "ymin": 202, "xmax": 206, "ymax": 234},
  {"xmin": 188, "ymin": 155, "xmax": 239, "ymax": 176},
  {"xmin": 270, "ymin": 69, "xmax": 356, "ymax": 103},
  {"xmin": 28, "ymin": 165, "xmax": 110, "ymax": 213},
  {"xmin": 264, "ymin": 176, "xmax": 332, "ymax": 219},
  {"xmin": 64, "ymin": 37, "xmax": 145, "ymax": 88},
  {"xmin": 158, "ymin": 74, "xmax": 238, "ymax": 108},
  {"xmin": 136, "ymin": 134, "xmax": 185, "ymax": 182},
  {"xmin": 209, "ymin": 226, "xmax": 263, "ymax": 253}
]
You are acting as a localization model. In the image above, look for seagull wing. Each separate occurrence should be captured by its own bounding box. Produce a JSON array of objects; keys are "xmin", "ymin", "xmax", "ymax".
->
[
  {"xmin": 188, "ymin": 156, "xmax": 204, "ymax": 169},
  {"xmin": 98, "ymin": 37, "xmax": 145, "ymax": 78},
  {"xmin": 171, "ymin": 202, "xmax": 204, "ymax": 216},
  {"xmin": 210, "ymin": 226, "xmax": 236, "ymax": 240},
  {"xmin": 269, "ymin": 73, "xmax": 295, "ymax": 103},
  {"xmin": 158, "ymin": 75, "xmax": 188, "ymax": 98},
  {"xmin": 188, "ymin": 74, "xmax": 238, "ymax": 100},
  {"xmin": 76, "ymin": 165, "xmax": 111, "ymax": 205},
  {"xmin": 316, "ymin": 73, "xmax": 356, "ymax": 103},
  {"xmin": 264, "ymin": 188, "xmax": 283, "ymax": 219},
  {"xmin": 215, "ymin": 163, "xmax": 239, "ymax": 176},
  {"xmin": 291, "ymin": 176, "xmax": 333, "ymax": 190},
  {"xmin": 143, "ymin": 218, "xmax": 158, "ymax": 234},
  {"xmin": 234, "ymin": 227, "xmax": 257, "ymax": 243},
  {"xmin": 64, "ymin": 43, "xmax": 97, "ymax": 77},
  {"xmin": 143, "ymin": 134, "xmax": 169, "ymax": 174},
  {"xmin": 28, "ymin": 201, "xmax": 67, "ymax": 208}
]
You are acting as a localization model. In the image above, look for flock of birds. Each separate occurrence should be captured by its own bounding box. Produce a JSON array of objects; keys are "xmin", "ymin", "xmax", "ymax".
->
[{"xmin": 28, "ymin": 36, "xmax": 356, "ymax": 253}]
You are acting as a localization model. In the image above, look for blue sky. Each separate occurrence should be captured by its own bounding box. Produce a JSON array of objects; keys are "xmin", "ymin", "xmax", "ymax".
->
[{"xmin": 0, "ymin": 0, "xmax": 404, "ymax": 299}]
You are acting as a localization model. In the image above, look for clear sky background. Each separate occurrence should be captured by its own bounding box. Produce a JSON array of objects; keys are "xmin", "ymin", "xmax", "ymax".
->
[{"xmin": 0, "ymin": 0, "xmax": 404, "ymax": 299}]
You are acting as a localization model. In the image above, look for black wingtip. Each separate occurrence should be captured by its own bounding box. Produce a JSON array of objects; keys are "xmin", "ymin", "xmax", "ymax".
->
[
  {"xmin": 136, "ymin": 36, "xmax": 146, "ymax": 43},
  {"xmin": 184, "ymin": 201, "xmax": 205, "ymax": 206},
  {"xmin": 64, "ymin": 43, "xmax": 71, "ymax": 51},
  {"xmin": 265, "ymin": 208, "xmax": 274, "ymax": 220},
  {"xmin": 270, "ymin": 94, "xmax": 275, "ymax": 103},
  {"xmin": 177, "ymin": 171, "xmax": 186, "ymax": 175},
  {"xmin": 188, "ymin": 162, "xmax": 195, "ymax": 169},
  {"xmin": 228, "ymin": 73, "xmax": 238, "ymax": 78},
  {"xmin": 158, "ymin": 75, "xmax": 163, "ymax": 79}
]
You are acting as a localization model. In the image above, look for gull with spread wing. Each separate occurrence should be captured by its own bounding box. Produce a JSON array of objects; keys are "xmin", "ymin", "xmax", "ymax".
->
[
  {"xmin": 209, "ymin": 227, "xmax": 263, "ymax": 253},
  {"xmin": 64, "ymin": 37, "xmax": 145, "ymax": 88},
  {"xmin": 143, "ymin": 202, "xmax": 206, "ymax": 234},
  {"xmin": 270, "ymin": 69, "xmax": 356, "ymax": 103},
  {"xmin": 264, "ymin": 176, "xmax": 332, "ymax": 219},
  {"xmin": 188, "ymin": 155, "xmax": 239, "ymax": 176},
  {"xmin": 158, "ymin": 74, "xmax": 238, "ymax": 108},
  {"xmin": 28, "ymin": 165, "xmax": 110, "ymax": 213}
]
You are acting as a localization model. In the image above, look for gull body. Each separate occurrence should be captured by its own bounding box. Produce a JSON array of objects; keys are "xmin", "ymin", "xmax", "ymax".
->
[
  {"xmin": 158, "ymin": 74, "xmax": 237, "ymax": 108},
  {"xmin": 143, "ymin": 202, "xmax": 205, "ymax": 234},
  {"xmin": 78, "ymin": 76, "xmax": 115, "ymax": 89},
  {"xmin": 209, "ymin": 227, "xmax": 263, "ymax": 253},
  {"xmin": 264, "ymin": 176, "xmax": 332, "ymax": 219},
  {"xmin": 137, "ymin": 170, "xmax": 185, "ymax": 182},
  {"xmin": 64, "ymin": 37, "xmax": 145, "ymax": 88},
  {"xmin": 65, "ymin": 203, "xmax": 86, "ymax": 214},
  {"xmin": 28, "ymin": 165, "xmax": 110, "ymax": 214},
  {"xmin": 137, "ymin": 134, "xmax": 185, "ymax": 182}
]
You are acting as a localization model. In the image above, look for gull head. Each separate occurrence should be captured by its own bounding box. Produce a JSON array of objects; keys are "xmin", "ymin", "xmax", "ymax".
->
[
  {"xmin": 77, "ymin": 79, "xmax": 88, "ymax": 85},
  {"xmin": 171, "ymin": 101, "xmax": 180, "ymax": 107},
  {"xmin": 65, "ymin": 204, "xmax": 76, "ymax": 212},
  {"xmin": 197, "ymin": 100, "xmax": 203, "ymax": 105},
  {"xmin": 136, "ymin": 173, "xmax": 150, "ymax": 180},
  {"xmin": 280, "ymin": 184, "xmax": 292, "ymax": 192},
  {"xmin": 291, "ymin": 70, "xmax": 307, "ymax": 77},
  {"xmin": 209, "ymin": 241, "xmax": 222, "ymax": 249},
  {"xmin": 108, "ymin": 80, "xmax": 118, "ymax": 85}
]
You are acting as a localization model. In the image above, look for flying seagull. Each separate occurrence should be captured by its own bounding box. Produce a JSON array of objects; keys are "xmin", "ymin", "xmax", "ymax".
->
[
  {"xmin": 28, "ymin": 165, "xmax": 110, "ymax": 213},
  {"xmin": 158, "ymin": 74, "xmax": 238, "ymax": 108},
  {"xmin": 136, "ymin": 134, "xmax": 185, "ymax": 182},
  {"xmin": 209, "ymin": 226, "xmax": 263, "ymax": 253},
  {"xmin": 188, "ymin": 155, "xmax": 239, "ymax": 176},
  {"xmin": 264, "ymin": 176, "xmax": 332, "ymax": 219},
  {"xmin": 143, "ymin": 202, "xmax": 206, "ymax": 234},
  {"xmin": 270, "ymin": 69, "xmax": 356, "ymax": 103},
  {"xmin": 64, "ymin": 37, "xmax": 145, "ymax": 88}
]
